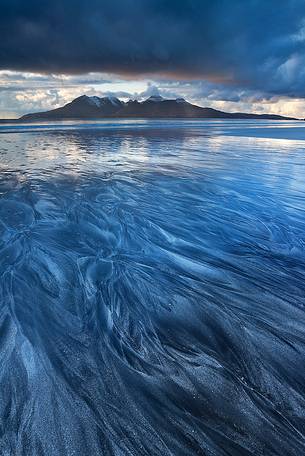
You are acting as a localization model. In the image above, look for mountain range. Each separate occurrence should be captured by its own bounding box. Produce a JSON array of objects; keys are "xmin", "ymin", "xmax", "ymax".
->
[{"xmin": 16, "ymin": 95, "xmax": 297, "ymax": 121}]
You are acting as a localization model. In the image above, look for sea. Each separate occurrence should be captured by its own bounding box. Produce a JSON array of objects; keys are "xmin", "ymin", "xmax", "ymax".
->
[{"xmin": 0, "ymin": 119, "xmax": 305, "ymax": 455}]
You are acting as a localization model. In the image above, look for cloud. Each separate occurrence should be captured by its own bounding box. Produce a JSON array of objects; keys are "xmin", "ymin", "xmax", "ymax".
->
[
  {"xmin": 2, "ymin": 72, "xmax": 305, "ymax": 119},
  {"xmin": 1, "ymin": 0, "xmax": 305, "ymax": 99},
  {"xmin": 136, "ymin": 83, "xmax": 180, "ymax": 100}
]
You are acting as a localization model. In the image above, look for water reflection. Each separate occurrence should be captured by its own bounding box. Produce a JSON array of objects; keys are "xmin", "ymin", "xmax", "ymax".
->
[{"xmin": 0, "ymin": 121, "xmax": 305, "ymax": 455}]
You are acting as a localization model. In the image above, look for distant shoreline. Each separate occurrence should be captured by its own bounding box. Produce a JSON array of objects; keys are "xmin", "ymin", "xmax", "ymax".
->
[{"xmin": 0, "ymin": 116, "xmax": 301, "ymax": 124}]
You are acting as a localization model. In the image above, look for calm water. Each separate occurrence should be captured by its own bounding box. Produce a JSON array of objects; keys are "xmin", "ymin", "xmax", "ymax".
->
[{"xmin": 0, "ymin": 120, "xmax": 305, "ymax": 455}]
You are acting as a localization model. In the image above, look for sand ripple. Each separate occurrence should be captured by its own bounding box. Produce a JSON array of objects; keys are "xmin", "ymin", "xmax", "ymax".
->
[{"xmin": 0, "ymin": 122, "xmax": 305, "ymax": 455}]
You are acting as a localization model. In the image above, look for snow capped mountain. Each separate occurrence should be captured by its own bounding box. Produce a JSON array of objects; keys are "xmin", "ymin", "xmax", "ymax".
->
[
  {"xmin": 87, "ymin": 96, "xmax": 102, "ymax": 107},
  {"xmin": 79, "ymin": 95, "xmax": 123, "ymax": 107},
  {"xmin": 19, "ymin": 95, "xmax": 297, "ymax": 121},
  {"xmin": 107, "ymin": 96, "xmax": 122, "ymax": 106}
]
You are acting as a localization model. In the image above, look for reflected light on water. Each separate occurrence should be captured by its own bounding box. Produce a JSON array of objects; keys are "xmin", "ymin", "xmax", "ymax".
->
[{"xmin": 0, "ymin": 120, "xmax": 305, "ymax": 455}]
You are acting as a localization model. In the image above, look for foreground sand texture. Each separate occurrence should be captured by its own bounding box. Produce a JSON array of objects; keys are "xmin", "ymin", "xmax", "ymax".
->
[{"xmin": 0, "ymin": 120, "xmax": 305, "ymax": 455}]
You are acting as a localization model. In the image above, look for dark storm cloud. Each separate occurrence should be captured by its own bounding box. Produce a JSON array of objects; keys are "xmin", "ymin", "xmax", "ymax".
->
[{"xmin": 1, "ymin": 0, "xmax": 305, "ymax": 97}]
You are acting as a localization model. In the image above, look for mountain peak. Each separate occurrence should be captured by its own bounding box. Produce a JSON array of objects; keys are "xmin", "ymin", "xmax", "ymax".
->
[
  {"xmin": 102, "ymin": 96, "xmax": 122, "ymax": 106},
  {"xmin": 87, "ymin": 96, "xmax": 102, "ymax": 107},
  {"xmin": 74, "ymin": 95, "xmax": 90, "ymax": 102},
  {"xmin": 146, "ymin": 95, "xmax": 164, "ymax": 102},
  {"xmin": 73, "ymin": 95, "xmax": 122, "ymax": 108},
  {"xmin": 19, "ymin": 94, "xmax": 297, "ymax": 121}
]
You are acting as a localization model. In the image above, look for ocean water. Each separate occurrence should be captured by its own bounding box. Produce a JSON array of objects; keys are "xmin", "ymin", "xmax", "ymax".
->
[{"xmin": 0, "ymin": 119, "xmax": 305, "ymax": 455}]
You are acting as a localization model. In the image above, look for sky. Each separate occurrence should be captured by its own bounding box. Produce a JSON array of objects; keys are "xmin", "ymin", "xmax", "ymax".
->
[{"xmin": 1, "ymin": 0, "xmax": 305, "ymax": 118}]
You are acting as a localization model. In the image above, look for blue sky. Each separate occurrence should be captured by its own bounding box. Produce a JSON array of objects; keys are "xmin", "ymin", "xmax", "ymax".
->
[{"xmin": 1, "ymin": 0, "xmax": 305, "ymax": 118}]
